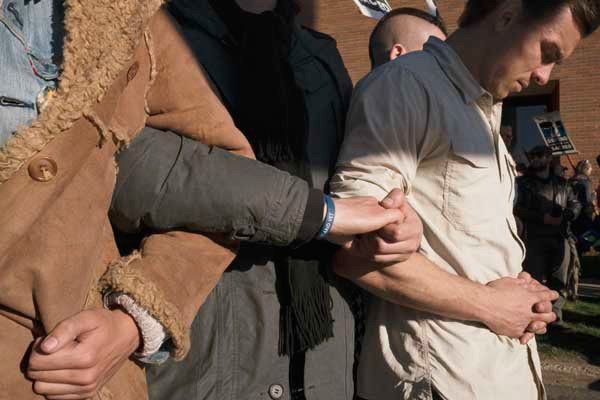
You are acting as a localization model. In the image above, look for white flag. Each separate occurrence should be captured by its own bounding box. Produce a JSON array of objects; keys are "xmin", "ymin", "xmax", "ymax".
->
[
  {"xmin": 424, "ymin": 0, "xmax": 437, "ymax": 16},
  {"xmin": 352, "ymin": 0, "xmax": 391, "ymax": 20}
]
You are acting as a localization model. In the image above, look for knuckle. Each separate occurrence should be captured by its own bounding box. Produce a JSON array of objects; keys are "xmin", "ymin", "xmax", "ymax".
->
[
  {"xmin": 395, "ymin": 254, "xmax": 410, "ymax": 263},
  {"xmin": 26, "ymin": 360, "xmax": 39, "ymax": 372},
  {"xmin": 83, "ymin": 381, "xmax": 99, "ymax": 393},
  {"xmin": 32, "ymin": 381, "xmax": 45, "ymax": 395},
  {"xmin": 410, "ymin": 239, "xmax": 420, "ymax": 252},
  {"xmin": 393, "ymin": 231, "xmax": 404, "ymax": 243},
  {"xmin": 80, "ymin": 350, "xmax": 98, "ymax": 368},
  {"xmin": 57, "ymin": 319, "xmax": 76, "ymax": 335},
  {"xmin": 80, "ymin": 369, "xmax": 100, "ymax": 386},
  {"xmin": 375, "ymin": 239, "xmax": 387, "ymax": 253},
  {"xmin": 25, "ymin": 368, "xmax": 38, "ymax": 379}
]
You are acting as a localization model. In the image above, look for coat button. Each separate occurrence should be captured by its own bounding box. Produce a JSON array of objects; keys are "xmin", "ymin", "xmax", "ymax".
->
[
  {"xmin": 268, "ymin": 384, "xmax": 284, "ymax": 399},
  {"xmin": 28, "ymin": 157, "xmax": 58, "ymax": 182},
  {"xmin": 127, "ymin": 62, "xmax": 139, "ymax": 82}
]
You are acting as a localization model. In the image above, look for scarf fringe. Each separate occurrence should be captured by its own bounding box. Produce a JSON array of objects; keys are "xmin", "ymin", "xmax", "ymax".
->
[{"xmin": 279, "ymin": 280, "xmax": 333, "ymax": 356}]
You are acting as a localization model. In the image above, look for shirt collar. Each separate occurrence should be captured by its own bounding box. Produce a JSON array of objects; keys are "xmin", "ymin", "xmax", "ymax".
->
[{"xmin": 423, "ymin": 37, "xmax": 488, "ymax": 105}]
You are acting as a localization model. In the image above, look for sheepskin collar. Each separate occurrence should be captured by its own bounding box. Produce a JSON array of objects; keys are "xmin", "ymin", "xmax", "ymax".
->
[{"xmin": 0, "ymin": 0, "xmax": 165, "ymax": 183}]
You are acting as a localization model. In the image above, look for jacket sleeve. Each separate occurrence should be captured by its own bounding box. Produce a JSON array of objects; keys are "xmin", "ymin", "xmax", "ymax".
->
[
  {"xmin": 565, "ymin": 182, "xmax": 582, "ymax": 221},
  {"xmin": 104, "ymin": 128, "xmax": 325, "ymax": 359},
  {"xmin": 99, "ymin": 231, "xmax": 237, "ymax": 360},
  {"xmin": 580, "ymin": 180, "xmax": 595, "ymax": 220},
  {"xmin": 110, "ymin": 127, "xmax": 324, "ymax": 247}
]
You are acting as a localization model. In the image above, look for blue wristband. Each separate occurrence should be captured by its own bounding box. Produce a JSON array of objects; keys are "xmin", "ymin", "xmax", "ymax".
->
[{"xmin": 318, "ymin": 195, "xmax": 336, "ymax": 240}]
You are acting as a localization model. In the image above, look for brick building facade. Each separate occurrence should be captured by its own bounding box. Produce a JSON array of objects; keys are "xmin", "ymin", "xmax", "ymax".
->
[{"xmin": 298, "ymin": 0, "xmax": 600, "ymax": 186}]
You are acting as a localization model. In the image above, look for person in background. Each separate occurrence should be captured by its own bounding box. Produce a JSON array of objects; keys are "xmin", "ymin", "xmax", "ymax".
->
[
  {"xmin": 554, "ymin": 164, "xmax": 568, "ymax": 178},
  {"xmin": 516, "ymin": 145, "xmax": 582, "ymax": 324},
  {"xmin": 571, "ymin": 159, "xmax": 595, "ymax": 237},
  {"xmin": 369, "ymin": 7, "xmax": 448, "ymax": 69}
]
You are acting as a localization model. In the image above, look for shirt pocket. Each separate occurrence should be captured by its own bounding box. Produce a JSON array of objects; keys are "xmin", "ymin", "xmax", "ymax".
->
[
  {"xmin": 442, "ymin": 133, "xmax": 498, "ymax": 234},
  {"xmin": 28, "ymin": 53, "xmax": 59, "ymax": 81}
]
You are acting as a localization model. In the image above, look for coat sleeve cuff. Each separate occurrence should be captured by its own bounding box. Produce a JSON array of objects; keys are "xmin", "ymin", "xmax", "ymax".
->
[
  {"xmin": 293, "ymin": 189, "xmax": 325, "ymax": 247},
  {"xmin": 104, "ymin": 292, "xmax": 168, "ymax": 359},
  {"xmin": 98, "ymin": 252, "xmax": 190, "ymax": 361}
]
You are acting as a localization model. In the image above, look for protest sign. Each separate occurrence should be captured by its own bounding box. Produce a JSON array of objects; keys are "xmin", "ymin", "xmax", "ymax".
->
[
  {"xmin": 352, "ymin": 0, "xmax": 391, "ymax": 19},
  {"xmin": 532, "ymin": 112, "xmax": 577, "ymax": 155},
  {"xmin": 351, "ymin": 0, "xmax": 438, "ymax": 19}
]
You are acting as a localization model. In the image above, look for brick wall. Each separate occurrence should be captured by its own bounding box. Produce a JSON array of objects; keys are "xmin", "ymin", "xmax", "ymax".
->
[{"xmin": 298, "ymin": 0, "xmax": 600, "ymax": 187}]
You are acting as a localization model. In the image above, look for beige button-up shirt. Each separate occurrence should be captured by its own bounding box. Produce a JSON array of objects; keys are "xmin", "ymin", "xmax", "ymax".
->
[{"xmin": 330, "ymin": 38, "xmax": 544, "ymax": 400}]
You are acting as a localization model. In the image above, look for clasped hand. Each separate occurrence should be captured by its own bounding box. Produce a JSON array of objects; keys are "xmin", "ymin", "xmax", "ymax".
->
[
  {"xmin": 27, "ymin": 308, "xmax": 140, "ymax": 400},
  {"xmin": 327, "ymin": 188, "xmax": 423, "ymax": 263}
]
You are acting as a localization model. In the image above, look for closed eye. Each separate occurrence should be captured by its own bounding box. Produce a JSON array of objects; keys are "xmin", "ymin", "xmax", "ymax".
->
[{"xmin": 541, "ymin": 41, "xmax": 564, "ymax": 65}]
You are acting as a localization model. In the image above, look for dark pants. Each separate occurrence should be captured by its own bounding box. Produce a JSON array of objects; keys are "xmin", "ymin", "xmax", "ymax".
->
[
  {"xmin": 524, "ymin": 235, "xmax": 569, "ymax": 322},
  {"xmin": 523, "ymin": 235, "xmax": 568, "ymax": 290}
]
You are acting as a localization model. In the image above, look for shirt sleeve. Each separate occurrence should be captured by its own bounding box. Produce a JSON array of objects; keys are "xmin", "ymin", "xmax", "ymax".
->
[{"xmin": 330, "ymin": 66, "xmax": 431, "ymax": 200}]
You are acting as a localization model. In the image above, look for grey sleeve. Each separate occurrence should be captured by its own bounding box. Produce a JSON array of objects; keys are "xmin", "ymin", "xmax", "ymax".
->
[
  {"xmin": 110, "ymin": 127, "xmax": 323, "ymax": 246},
  {"xmin": 565, "ymin": 183, "xmax": 582, "ymax": 222}
]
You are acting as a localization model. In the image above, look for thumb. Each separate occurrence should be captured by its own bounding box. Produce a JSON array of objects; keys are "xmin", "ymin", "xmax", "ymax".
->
[
  {"xmin": 41, "ymin": 311, "xmax": 98, "ymax": 354},
  {"xmin": 517, "ymin": 271, "xmax": 532, "ymax": 282},
  {"xmin": 381, "ymin": 188, "xmax": 405, "ymax": 209}
]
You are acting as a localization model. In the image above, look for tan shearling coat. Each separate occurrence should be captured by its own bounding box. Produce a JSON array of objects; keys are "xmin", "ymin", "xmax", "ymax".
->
[{"xmin": 0, "ymin": 1, "xmax": 252, "ymax": 399}]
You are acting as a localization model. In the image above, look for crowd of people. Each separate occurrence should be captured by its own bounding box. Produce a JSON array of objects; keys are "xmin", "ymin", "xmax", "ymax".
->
[
  {"xmin": 510, "ymin": 141, "xmax": 600, "ymax": 324},
  {"xmin": 1, "ymin": 0, "xmax": 599, "ymax": 400}
]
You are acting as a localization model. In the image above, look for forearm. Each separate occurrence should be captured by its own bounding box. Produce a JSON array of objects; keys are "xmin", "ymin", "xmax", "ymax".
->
[
  {"xmin": 334, "ymin": 251, "xmax": 493, "ymax": 324},
  {"xmin": 110, "ymin": 127, "xmax": 322, "ymax": 246}
]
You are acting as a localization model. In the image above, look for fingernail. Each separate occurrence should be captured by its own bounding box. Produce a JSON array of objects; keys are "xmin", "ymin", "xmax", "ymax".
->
[
  {"xmin": 382, "ymin": 198, "xmax": 393, "ymax": 206},
  {"xmin": 43, "ymin": 337, "xmax": 58, "ymax": 351}
]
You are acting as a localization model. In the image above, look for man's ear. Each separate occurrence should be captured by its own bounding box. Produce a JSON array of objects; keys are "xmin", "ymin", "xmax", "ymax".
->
[{"xmin": 389, "ymin": 44, "xmax": 407, "ymax": 61}]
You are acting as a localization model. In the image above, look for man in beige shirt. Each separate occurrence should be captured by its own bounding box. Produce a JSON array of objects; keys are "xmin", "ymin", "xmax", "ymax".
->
[{"xmin": 331, "ymin": 0, "xmax": 600, "ymax": 399}]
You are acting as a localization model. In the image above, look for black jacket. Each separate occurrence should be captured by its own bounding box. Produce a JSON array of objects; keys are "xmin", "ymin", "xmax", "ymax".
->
[{"xmin": 515, "ymin": 173, "xmax": 581, "ymax": 238}]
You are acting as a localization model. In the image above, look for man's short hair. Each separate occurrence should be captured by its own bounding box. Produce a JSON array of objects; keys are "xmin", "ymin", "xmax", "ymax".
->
[
  {"xmin": 368, "ymin": 8, "xmax": 449, "ymax": 67},
  {"xmin": 458, "ymin": 0, "xmax": 600, "ymax": 37}
]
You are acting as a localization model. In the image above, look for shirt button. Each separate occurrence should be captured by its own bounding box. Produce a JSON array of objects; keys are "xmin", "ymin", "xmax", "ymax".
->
[
  {"xmin": 268, "ymin": 384, "xmax": 284, "ymax": 399},
  {"xmin": 127, "ymin": 62, "xmax": 139, "ymax": 82},
  {"xmin": 28, "ymin": 157, "xmax": 58, "ymax": 182}
]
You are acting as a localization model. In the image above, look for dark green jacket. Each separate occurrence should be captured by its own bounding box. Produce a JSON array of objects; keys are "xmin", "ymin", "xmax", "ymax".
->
[{"xmin": 109, "ymin": 1, "xmax": 356, "ymax": 399}]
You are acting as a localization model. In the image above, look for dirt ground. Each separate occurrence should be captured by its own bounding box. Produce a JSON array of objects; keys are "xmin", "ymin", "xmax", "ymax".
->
[{"xmin": 543, "ymin": 356, "xmax": 600, "ymax": 399}]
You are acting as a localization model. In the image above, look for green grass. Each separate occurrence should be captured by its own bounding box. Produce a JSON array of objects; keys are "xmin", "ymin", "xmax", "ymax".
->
[{"xmin": 537, "ymin": 299, "xmax": 600, "ymax": 366}]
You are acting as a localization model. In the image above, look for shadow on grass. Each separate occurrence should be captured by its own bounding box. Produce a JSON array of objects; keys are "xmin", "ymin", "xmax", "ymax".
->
[
  {"xmin": 538, "ymin": 329, "xmax": 600, "ymax": 367},
  {"xmin": 537, "ymin": 299, "xmax": 600, "ymax": 367},
  {"xmin": 562, "ymin": 307, "xmax": 600, "ymax": 329}
]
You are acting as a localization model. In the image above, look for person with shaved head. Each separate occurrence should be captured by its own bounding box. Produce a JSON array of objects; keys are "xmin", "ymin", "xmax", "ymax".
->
[{"xmin": 369, "ymin": 7, "xmax": 448, "ymax": 69}]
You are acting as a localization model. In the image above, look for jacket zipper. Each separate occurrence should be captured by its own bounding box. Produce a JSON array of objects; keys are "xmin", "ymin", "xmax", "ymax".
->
[{"xmin": 0, "ymin": 96, "xmax": 35, "ymax": 109}]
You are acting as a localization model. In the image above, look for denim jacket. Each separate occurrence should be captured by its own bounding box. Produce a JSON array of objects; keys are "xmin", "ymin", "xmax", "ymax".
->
[{"xmin": 0, "ymin": 0, "xmax": 62, "ymax": 144}]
